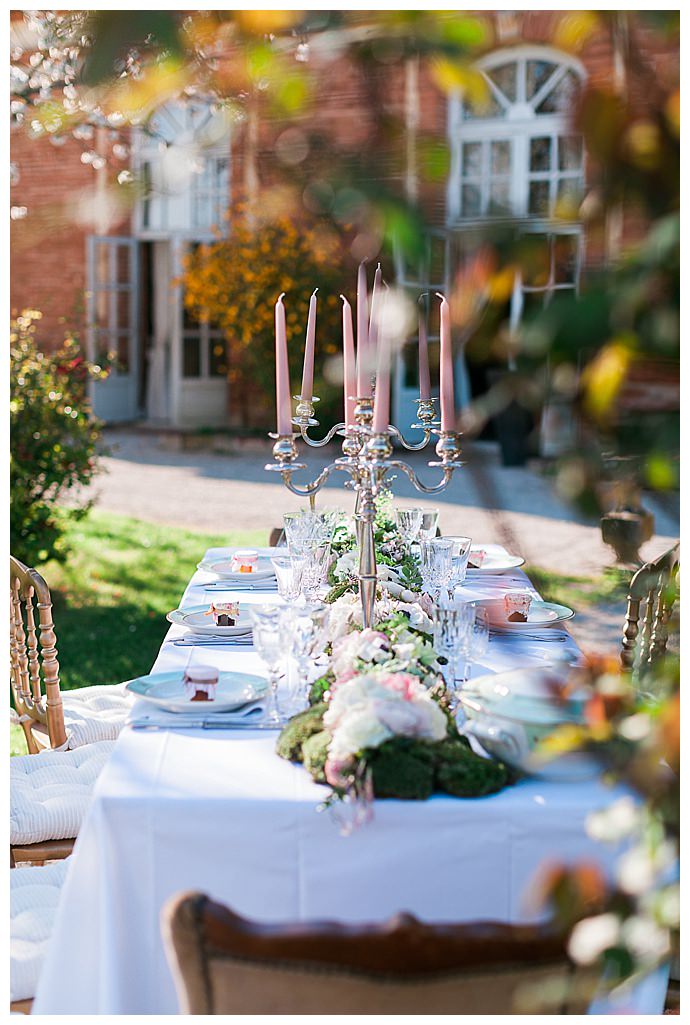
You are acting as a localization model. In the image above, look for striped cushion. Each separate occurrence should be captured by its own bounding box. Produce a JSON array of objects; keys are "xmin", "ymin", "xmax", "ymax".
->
[
  {"xmin": 61, "ymin": 682, "xmax": 133, "ymax": 748},
  {"xmin": 11, "ymin": 859, "xmax": 70, "ymax": 1002},
  {"xmin": 10, "ymin": 741, "xmax": 115, "ymax": 845}
]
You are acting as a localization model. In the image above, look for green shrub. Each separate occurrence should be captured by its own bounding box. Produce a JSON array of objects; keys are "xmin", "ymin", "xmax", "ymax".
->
[{"xmin": 10, "ymin": 310, "xmax": 110, "ymax": 565}]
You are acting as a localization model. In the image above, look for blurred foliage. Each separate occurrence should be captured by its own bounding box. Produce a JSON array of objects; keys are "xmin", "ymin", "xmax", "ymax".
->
[
  {"xmin": 182, "ymin": 208, "xmax": 351, "ymax": 425},
  {"xmin": 530, "ymin": 651, "xmax": 679, "ymax": 1005},
  {"xmin": 10, "ymin": 311, "xmax": 110, "ymax": 565}
]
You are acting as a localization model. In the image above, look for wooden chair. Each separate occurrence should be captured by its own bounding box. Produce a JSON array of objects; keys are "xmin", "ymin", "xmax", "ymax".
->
[
  {"xmin": 621, "ymin": 542, "xmax": 680, "ymax": 676},
  {"xmin": 10, "ymin": 555, "xmax": 132, "ymax": 753},
  {"xmin": 162, "ymin": 892, "xmax": 594, "ymax": 1015},
  {"xmin": 268, "ymin": 527, "xmax": 286, "ymax": 547}
]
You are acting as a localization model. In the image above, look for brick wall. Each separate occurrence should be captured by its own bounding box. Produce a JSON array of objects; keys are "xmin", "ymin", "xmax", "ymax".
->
[{"xmin": 10, "ymin": 11, "xmax": 677, "ymax": 355}]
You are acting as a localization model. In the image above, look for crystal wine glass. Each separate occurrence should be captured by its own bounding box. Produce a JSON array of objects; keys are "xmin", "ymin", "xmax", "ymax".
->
[
  {"xmin": 300, "ymin": 541, "xmax": 332, "ymax": 602},
  {"xmin": 327, "ymin": 761, "xmax": 375, "ymax": 837},
  {"xmin": 418, "ymin": 508, "xmax": 440, "ymax": 540},
  {"xmin": 428, "ymin": 537, "xmax": 454, "ymax": 603},
  {"xmin": 284, "ymin": 602, "xmax": 330, "ymax": 710},
  {"xmin": 455, "ymin": 604, "xmax": 490, "ymax": 690},
  {"xmin": 270, "ymin": 555, "xmax": 305, "ymax": 603},
  {"xmin": 249, "ymin": 605, "xmax": 289, "ymax": 726},
  {"xmin": 394, "ymin": 507, "xmax": 423, "ymax": 553},
  {"xmin": 433, "ymin": 600, "xmax": 474, "ymax": 705},
  {"xmin": 446, "ymin": 535, "xmax": 473, "ymax": 594}
]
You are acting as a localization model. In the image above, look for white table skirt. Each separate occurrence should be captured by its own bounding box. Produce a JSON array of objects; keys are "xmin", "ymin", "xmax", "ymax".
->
[{"xmin": 32, "ymin": 547, "xmax": 666, "ymax": 1014}]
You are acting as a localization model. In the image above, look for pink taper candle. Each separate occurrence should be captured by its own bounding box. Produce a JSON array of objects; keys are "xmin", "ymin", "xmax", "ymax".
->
[
  {"xmin": 372, "ymin": 298, "xmax": 390, "ymax": 433},
  {"xmin": 418, "ymin": 294, "xmax": 431, "ymax": 401},
  {"xmin": 368, "ymin": 262, "xmax": 382, "ymax": 351},
  {"xmin": 275, "ymin": 292, "xmax": 292, "ymax": 435},
  {"xmin": 300, "ymin": 288, "xmax": 318, "ymax": 401},
  {"xmin": 436, "ymin": 292, "xmax": 454, "ymax": 431},
  {"xmin": 356, "ymin": 261, "xmax": 371, "ymax": 397},
  {"xmin": 341, "ymin": 295, "xmax": 357, "ymax": 427}
]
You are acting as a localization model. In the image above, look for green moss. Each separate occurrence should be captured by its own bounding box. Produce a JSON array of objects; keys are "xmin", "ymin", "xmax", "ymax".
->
[
  {"xmin": 302, "ymin": 730, "xmax": 331, "ymax": 783},
  {"xmin": 308, "ymin": 673, "xmax": 334, "ymax": 707},
  {"xmin": 434, "ymin": 737, "xmax": 510, "ymax": 798},
  {"xmin": 368, "ymin": 738, "xmax": 436, "ymax": 800},
  {"xmin": 275, "ymin": 704, "xmax": 326, "ymax": 763}
]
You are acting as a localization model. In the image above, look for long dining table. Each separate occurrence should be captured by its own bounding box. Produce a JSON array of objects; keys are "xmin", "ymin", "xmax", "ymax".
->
[{"xmin": 32, "ymin": 545, "xmax": 668, "ymax": 1014}]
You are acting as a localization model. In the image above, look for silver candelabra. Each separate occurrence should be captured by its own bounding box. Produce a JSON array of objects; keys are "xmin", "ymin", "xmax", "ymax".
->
[{"xmin": 265, "ymin": 395, "xmax": 464, "ymax": 628}]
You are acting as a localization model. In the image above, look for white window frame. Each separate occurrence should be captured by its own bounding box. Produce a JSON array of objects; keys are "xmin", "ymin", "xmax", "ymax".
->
[
  {"xmin": 446, "ymin": 45, "xmax": 586, "ymax": 226},
  {"xmin": 132, "ymin": 99, "xmax": 231, "ymax": 239}
]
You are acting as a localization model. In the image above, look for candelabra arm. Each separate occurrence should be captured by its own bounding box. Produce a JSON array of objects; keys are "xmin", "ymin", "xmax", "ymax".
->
[
  {"xmin": 278, "ymin": 461, "xmax": 353, "ymax": 499},
  {"xmin": 387, "ymin": 424, "xmax": 434, "ymax": 451},
  {"xmin": 385, "ymin": 459, "xmax": 464, "ymax": 495},
  {"xmin": 297, "ymin": 422, "xmax": 346, "ymax": 447}
]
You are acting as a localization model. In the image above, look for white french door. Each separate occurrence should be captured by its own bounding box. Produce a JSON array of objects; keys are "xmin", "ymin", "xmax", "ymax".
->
[{"xmin": 86, "ymin": 236, "xmax": 140, "ymax": 422}]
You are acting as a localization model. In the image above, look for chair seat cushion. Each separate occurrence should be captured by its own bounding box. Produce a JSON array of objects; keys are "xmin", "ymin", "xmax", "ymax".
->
[
  {"xmin": 11, "ymin": 741, "xmax": 115, "ymax": 845},
  {"xmin": 11, "ymin": 858, "xmax": 70, "ymax": 1003},
  {"xmin": 61, "ymin": 682, "xmax": 133, "ymax": 748}
]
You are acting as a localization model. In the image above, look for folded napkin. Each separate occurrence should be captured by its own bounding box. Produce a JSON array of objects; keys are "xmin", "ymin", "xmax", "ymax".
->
[{"xmin": 128, "ymin": 699, "xmax": 265, "ymax": 729}]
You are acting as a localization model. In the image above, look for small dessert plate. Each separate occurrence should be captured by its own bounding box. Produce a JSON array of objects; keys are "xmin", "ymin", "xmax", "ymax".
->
[
  {"xmin": 126, "ymin": 671, "xmax": 267, "ymax": 714},
  {"xmin": 476, "ymin": 598, "xmax": 574, "ymax": 631},
  {"xmin": 197, "ymin": 556, "xmax": 275, "ymax": 582},
  {"xmin": 167, "ymin": 605, "xmax": 253, "ymax": 637},
  {"xmin": 466, "ymin": 547, "xmax": 525, "ymax": 574}
]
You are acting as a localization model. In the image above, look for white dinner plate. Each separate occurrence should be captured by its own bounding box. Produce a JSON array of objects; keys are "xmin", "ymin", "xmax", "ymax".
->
[
  {"xmin": 197, "ymin": 556, "xmax": 275, "ymax": 582},
  {"xmin": 466, "ymin": 547, "xmax": 525, "ymax": 574},
  {"xmin": 167, "ymin": 605, "xmax": 253, "ymax": 637},
  {"xmin": 126, "ymin": 671, "xmax": 267, "ymax": 714},
  {"xmin": 476, "ymin": 598, "xmax": 575, "ymax": 631}
]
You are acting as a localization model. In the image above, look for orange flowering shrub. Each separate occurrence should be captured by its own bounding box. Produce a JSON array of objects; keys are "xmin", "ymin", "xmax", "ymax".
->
[{"xmin": 182, "ymin": 210, "xmax": 349, "ymax": 426}]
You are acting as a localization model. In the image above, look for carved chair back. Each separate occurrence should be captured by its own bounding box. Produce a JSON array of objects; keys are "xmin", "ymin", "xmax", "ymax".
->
[
  {"xmin": 621, "ymin": 542, "xmax": 680, "ymax": 676},
  {"xmin": 163, "ymin": 892, "xmax": 592, "ymax": 1015},
  {"xmin": 9, "ymin": 556, "xmax": 67, "ymax": 752}
]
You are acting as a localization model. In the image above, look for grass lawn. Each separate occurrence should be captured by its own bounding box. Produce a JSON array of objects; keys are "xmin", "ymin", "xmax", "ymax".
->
[{"xmin": 11, "ymin": 509, "xmax": 265, "ymax": 755}]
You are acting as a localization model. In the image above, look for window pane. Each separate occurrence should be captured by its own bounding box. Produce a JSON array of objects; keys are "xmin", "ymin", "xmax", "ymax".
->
[
  {"xmin": 536, "ymin": 69, "xmax": 580, "ymax": 114},
  {"xmin": 526, "ymin": 60, "xmax": 558, "ymax": 100},
  {"xmin": 530, "ymin": 136, "xmax": 552, "ymax": 172},
  {"xmin": 116, "ymin": 245, "xmax": 130, "ymax": 285},
  {"xmin": 491, "ymin": 140, "xmax": 511, "ymax": 175},
  {"xmin": 463, "ymin": 86, "xmax": 503, "ymax": 120},
  {"xmin": 487, "ymin": 61, "xmax": 517, "ymax": 102},
  {"xmin": 183, "ymin": 302, "xmax": 201, "ymax": 330},
  {"xmin": 461, "ymin": 183, "xmax": 481, "ymax": 217},
  {"xmin": 558, "ymin": 134, "xmax": 583, "ymax": 171},
  {"xmin": 488, "ymin": 181, "xmax": 510, "ymax": 214},
  {"xmin": 209, "ymin": 338, "xmax": 227, "ymax": 377},
  {"xmin": 117, "ymin": 332, "xmax": 130, "ymax": 373},
  {"xmin": 95, "ymin": 329, "xmax": 113, "ymax": 364},
  {"xmin": 528, "ymin": 180, "xmax": 550, "ymax": 216},
  {"xmin": 183, "ymin": 336, "xmax": 201, "ymax": 377},
  {"xmin": 521, "ymin": 235, "xmax": 550, "ymax": 288},
  {"xmin": 553, "ymin": 235, "xmax": 579, "ymax": 284},
  {"xmin": 556, "ymin": 176, "xmax": 583, "ymax": 212},
  {"xmin": 117, "ymin": 290, "xmax": 131, "ymax": 331},
  {"xmin": 462, "ymin": 142, "xmax": 482, "ymax": 176},
  {"xmin": 94, "ymin": 291, "xmax": 110, "ymax": 329}
]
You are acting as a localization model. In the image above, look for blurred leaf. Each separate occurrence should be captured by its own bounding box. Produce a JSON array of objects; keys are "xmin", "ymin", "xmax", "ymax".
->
[
  {"xmin": 274, "ymin": 74, "xmax": 310, "ymax": 114},
  {"xmin": 643, "ymin": 454, "xmax": 677, "ymax": 490},
  {"xmin": 553, "ymin": 11, "xmax": 601, "ymax": 52},
  {"xmin": 436, "ymin": 15, "xmax": 490, "ymax": 50},
  {"xmin": 419, "ymin": 140, "xmax": 450, "ymax": 182},
  {"xmin": 581, "ymin": 339, "xmax": 635, "ymax": 421},
  {"xmin": 430, "ymin": 59, "xmax": 489, "ymax": 106},
  {"xmin": 81, "ymin": 11, "xmax": 183, "ymax": 86},
  {"xmin": 234, "ymin": 10, "xmax": 304, "ymax": 35}
]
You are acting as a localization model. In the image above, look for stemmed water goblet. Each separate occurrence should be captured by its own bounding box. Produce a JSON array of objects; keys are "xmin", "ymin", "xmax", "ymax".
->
[
  {"xmin": 327, "ymin": 761, "xmax": 375, "ymax": 837},
  {"xmin": 249, "ymin": 605, "xmax": 290, "ymax": 726},
  {"xmin": 424, "ymin": 537, "xmax": 454, "ymax": 603}
]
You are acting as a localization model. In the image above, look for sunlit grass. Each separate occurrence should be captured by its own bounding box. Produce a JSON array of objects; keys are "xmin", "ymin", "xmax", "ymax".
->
[{"xmin": 10, "ymin": 510, "xmax": 266, "ymax": 755}]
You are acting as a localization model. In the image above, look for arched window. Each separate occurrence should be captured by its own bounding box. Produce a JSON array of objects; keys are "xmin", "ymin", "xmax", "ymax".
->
[
  {"xmin": 447, "ymin": 46, "xmax": 586, "ymax": 223},
  {"xmin": 133, "ymin": 99, "xmax": 231, "ymax": 237}
]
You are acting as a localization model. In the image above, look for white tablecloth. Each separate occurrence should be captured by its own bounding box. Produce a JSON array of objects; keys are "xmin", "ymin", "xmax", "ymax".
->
[{"xmin": 32, "ymin": 547, "xmax": 666, "ymax": 1014}]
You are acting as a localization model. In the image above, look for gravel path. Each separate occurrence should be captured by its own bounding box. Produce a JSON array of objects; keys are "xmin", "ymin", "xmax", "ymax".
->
[{"xmin": 69, "ymin": 428, "xmax": 679, "ymax": 654}]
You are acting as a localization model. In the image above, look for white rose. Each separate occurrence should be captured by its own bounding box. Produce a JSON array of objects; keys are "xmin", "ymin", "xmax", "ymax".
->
[{"xmin": 329, "ymin": 707, "xmax": 392, "ymax": 760}]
